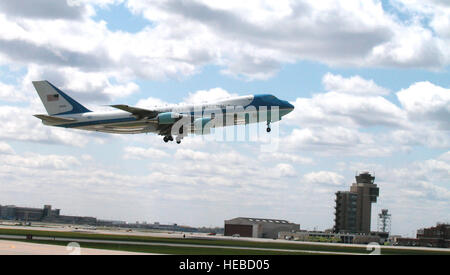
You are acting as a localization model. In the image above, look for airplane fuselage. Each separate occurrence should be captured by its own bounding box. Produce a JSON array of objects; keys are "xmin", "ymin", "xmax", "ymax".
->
[{"xmin": 33, "ymin": 81, "xmax": 294, "ymax": 143}]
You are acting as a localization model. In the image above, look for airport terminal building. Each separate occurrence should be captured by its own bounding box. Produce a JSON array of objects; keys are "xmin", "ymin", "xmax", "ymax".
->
[
  {"xmin": 224, "ymin": 217, "xmax": 300, "ymax": 239},
  {"xmin": 0, "ymin": 204, "xmax": 97, "ymax": 225}
]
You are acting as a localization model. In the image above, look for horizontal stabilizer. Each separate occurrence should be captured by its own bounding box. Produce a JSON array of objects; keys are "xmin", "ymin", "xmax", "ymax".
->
[
  {"xmin": 110, "ymin": 105, "xmax": 159, "ymax": 118},
  {"xmin": 34, "ymin": 114, "xmax": 76, "ymax": 124}
]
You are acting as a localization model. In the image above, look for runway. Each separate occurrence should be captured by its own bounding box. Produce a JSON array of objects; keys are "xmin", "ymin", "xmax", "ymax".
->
[
  {"xmin": 0, "ymin": 224, "xmax": 449, "ymax": 255},
  {"xmin": 0, "ymin": 240, "xmax": 148, "ymax": 255},
  {"xmin": 0, "ymin": 235, "xmax": 365, "ymax": 255}
]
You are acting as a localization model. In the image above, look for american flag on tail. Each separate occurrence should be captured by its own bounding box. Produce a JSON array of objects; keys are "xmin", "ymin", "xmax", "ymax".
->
[{"xmin": 47, "ymin": 94, "xmax": 59, "ymax": 102}]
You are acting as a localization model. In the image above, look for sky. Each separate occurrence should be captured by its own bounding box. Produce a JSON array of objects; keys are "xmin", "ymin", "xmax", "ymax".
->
[{"xmin": 0, "ymin": 0, "xmax": 449, "ymax": 236}]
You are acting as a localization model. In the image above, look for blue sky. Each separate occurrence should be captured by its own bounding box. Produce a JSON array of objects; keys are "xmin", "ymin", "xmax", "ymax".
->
[{"xmin": 0, "ymin": 0, "xmax": 449, "ymax": 236}]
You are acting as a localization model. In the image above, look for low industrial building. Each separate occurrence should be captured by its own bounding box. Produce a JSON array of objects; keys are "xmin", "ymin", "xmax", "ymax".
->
[
  {"xmin": 279, "ymin": 231, "xmax": 386, "ymax": 244},
  {"xmin": 1, "ymin": 204, "xmax": 59, "ymax": 222},
  {"xmin": 224, "ymin": 217, "xmax": 300, "ymax": 239},
  {"xmin": 396, "ymin": 223, "xmax": 449, "ymax": 248},
  {"xmin": 279, "ymin": 231, "xmax": 354, "ymax": 243},
  {"xmin": 0, "ymin": 203, "xmax": 201, "ymax": 233},
  {"xmin": 104, "ymin": 221, "xmax": 199, "ymax": 233},
  {"xmin": 0, "ymin": 204, "xmax": 97, "ymax": 225}
]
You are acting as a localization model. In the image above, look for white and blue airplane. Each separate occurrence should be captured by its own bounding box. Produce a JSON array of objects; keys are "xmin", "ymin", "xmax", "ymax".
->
[{"xmin": 33, "ymin": 81, "xmax": 294, "ymax": 144}]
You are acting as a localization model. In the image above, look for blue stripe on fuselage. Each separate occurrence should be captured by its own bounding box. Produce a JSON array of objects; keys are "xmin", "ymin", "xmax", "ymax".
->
[{"xmin": 56, "ymin": 117, "xmax": 137, "ymax": 128}]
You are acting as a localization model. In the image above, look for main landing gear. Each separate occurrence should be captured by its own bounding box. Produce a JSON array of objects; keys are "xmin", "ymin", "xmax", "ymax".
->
[
  {"xmin": 163, "ymin": 135, "xmax": 183, "ymax": 144},
  {"xmin": 163, "ymin": 136, "xmax": 174, "ymax": 143}
]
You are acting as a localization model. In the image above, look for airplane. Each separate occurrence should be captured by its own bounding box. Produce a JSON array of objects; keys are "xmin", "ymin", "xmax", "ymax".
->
[{"xmin": 32, "ymin": 81, "xmax": 295, "ymax": 144}]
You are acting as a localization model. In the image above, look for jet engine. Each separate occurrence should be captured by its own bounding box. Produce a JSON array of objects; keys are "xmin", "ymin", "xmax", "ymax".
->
[{"xmin": 157, "ymin": 112, "xmax": 182, "ymax": 124}]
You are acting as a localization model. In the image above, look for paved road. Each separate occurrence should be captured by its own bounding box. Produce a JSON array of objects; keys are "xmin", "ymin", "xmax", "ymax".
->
[
  {"xmin": 0, "ymin": 240, "xmax": 149, "ymax": 255},
  {"xmin": 0, "ymin": 234, "xmax": 363, "ymax": 255}
]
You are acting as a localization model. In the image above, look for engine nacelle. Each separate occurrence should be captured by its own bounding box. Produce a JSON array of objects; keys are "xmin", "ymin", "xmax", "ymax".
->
[
  {"xmin": 193, "ymin": 117, "xmax": 212, "ymax": 135},
  {"xmin": 157, "ymin": 112, "xmax": 182, "ymax": 125}
]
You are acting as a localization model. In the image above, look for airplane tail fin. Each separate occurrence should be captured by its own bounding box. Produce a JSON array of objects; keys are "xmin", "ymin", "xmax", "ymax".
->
[{"xmin": 32, "ymin": 81, "xmax": 91, "ymax": 116}]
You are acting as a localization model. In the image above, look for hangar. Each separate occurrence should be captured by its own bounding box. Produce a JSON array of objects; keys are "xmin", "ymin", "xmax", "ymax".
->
[{"xmin": 224, "ymin": 217, "xmax": 300, "ymax": 239}]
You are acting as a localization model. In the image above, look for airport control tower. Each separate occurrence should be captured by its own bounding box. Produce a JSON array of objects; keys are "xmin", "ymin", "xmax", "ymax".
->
[
  {"xmin": 350, "ymin": 172, "xmax": 379, "ymax": 233},
  {"xmin": 334, "ymin": 172, "xmax": 379, "ymax": 234}
]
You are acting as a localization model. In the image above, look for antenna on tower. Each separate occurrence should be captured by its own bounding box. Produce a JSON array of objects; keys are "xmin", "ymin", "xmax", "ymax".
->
[{"xmin": 377, "ymin": 209, "xmax": 391, "ymax": 233}]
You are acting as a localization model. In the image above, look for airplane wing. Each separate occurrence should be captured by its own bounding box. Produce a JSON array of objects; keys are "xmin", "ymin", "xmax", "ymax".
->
[
  {"xmin": 109, "ymin": 105, "xmax": 159, "ymax": 119},
  {"xmin": 34, "ymin": 114, "xmax": 76, "ymax": 124}
]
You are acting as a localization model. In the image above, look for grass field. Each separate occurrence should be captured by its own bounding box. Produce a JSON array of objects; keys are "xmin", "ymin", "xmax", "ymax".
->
[{"xmin": 1, "ymin": 228, "xmax": 448, "ymax": 255}]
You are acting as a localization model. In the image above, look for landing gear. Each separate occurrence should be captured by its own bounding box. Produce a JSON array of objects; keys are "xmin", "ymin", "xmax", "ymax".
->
[
  {"xmin": 163, "ymin": 136, "xmax": 174, "ymax": 143},
  {"xmin": 163, "ymin": 125, "xmax": 185, "ymax": 144},
  {"xmin": 266, "ymin": 122, "xmax": 271, "ymax": 133}
]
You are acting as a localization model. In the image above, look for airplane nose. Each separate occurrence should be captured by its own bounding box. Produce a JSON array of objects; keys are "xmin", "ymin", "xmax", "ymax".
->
[
  {"xmin": 283, "ymin": 100, "xmax": 295, "ymax": 113},
  {"xmin": 287, "ymin": 101, "xmax": 294, "ymax": 110}
]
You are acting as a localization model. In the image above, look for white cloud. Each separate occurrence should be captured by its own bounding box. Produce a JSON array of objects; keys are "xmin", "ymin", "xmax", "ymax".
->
[
  {"xmin": 438, "ymin": 151, "xmax": 450, "ymax": 162},
  {"xmin": 0, "ymin": 0, "xmax": 448, "ymax": 83},
  {"xmin": 81, "ymin": 154, "xmax": 94, "ymax": 161},
  {"xmin": 381, "ymin": 155, "xmax": 450, "ymax": 202},
  {"xmin": 369, "ymin": 24, "xmax": 447, "ymax": 68},
  {"xmin": 174, "ymin": 148, "xmax": 210, "ymax": 161},
  {"xmin": 0, "ymin": 152, "xmax": 81, "ymax": 170},
  {"xmin": 429, "ymin": 9, "xmax": 450, "ymax": 39},
  {"xmin": 184, "ymin": 88, "xmax": 238, "ymax": 104},
  {"xmin": 0, "ymin": 105, "xmax": 106, "ymax": 147},
  {"xmin": 0, "ymin": 0, "xmax": 90, "ymax": 20},
  {"xmin": 136, "ymin": 87, "xmax": 238, "ymax": 109},
  {"xmin": 275, "ymin": 163, "xmax": 297, "ymax": 178},
  {"xmin": 281, "ymin": 127, "xmax": 396, "ymax": 157},
  {"xmin": 258, "ymin": 152, "xmax": 314, "ymax": 165},
  {"xmin": 412, "ymin": 181, "xmax": 450, "ymax": 201},
  {"xmin": 393, "ymin": 0, "xmax": 450, "ymax": 38},
  {"xmin": 322, "ymin": 73, "xmax": 390, "ymax": 96},
  {"xmin": 388, "ymin": 127, "xmax": 450, "ymax": 149},
  {"xmin": 0, "ymin": 142, "xmax": 14, "ymax": 155},
  {"xmin": 302, "ymin": 171, "xmax": 345, "ymax": 186},
  {"xmin": 286, "ymin": 74, "xmax": 406, "ymax": 128},
  {"xmin": 123, "ymin": 146, "xmax": 170, "ymax": 160},
  {"xmin": 136, "ymin": 97, "xmax": 169, "ymax": 109},
  {"xmin": 283, "ymin": 74, "xmax": 450, "ymax": 155},
  {"xmin": 129, "ymin": 0, "xmax": 450, "ymax": 77},
  {"xmin": 397, "ymin": 81, "xmax": 450, "ymax": 129},
  {"xmin": 0, "ymin": 81, "xmax": 26, "ymax": 102}
]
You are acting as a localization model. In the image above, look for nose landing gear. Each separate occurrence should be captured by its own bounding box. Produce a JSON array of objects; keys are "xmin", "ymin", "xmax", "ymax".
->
[
  {"xmin": 266, "ymin": 122, "xmax": 271, "ymax": 133},
  {"xmin": 175, "ymin": 134, "xmax": 185, "ymax": 144}
]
